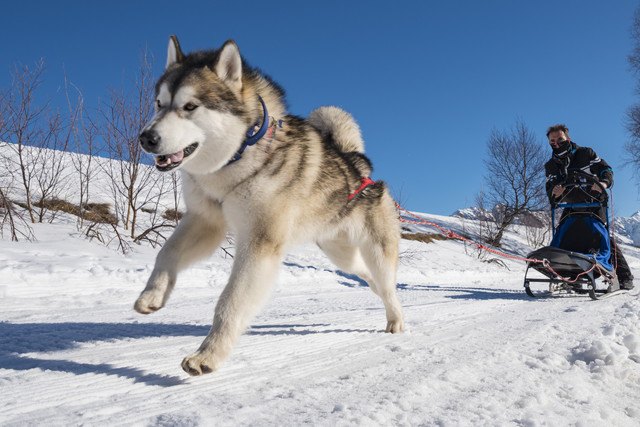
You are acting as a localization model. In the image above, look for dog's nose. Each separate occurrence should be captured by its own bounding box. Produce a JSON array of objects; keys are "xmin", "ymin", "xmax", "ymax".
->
[{"xmin": 139, "ymin": 130, "xmax": 160, "ymax": 152}]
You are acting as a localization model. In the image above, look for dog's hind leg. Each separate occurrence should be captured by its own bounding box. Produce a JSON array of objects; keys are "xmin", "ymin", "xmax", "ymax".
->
[
  {"xmin": 353, "ymin": 200, "xmax": 405, "ymax": 333},
  {"xmin": 181, "ymin": 230, "xmax": 285, "ymax": 376},
  {"xmin": 359, "ymin": 235, "xmax": 404, "ymax": 333},
  {"xmin": 318, "ymin": 229, "xmax": 404, "ymax": 333},
  {"xmin": 135, "ymin": 210, "xmax": 227, "ymax": 314},
  {"xmin": 318, "ymin": 236, "xmax": 374, "ymax": 286}
]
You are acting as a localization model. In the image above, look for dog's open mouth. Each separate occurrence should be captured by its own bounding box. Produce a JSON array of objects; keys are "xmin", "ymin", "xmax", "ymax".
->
[{"xmin": 155, "ymin": 142, "xmax": 199, "ymax": 171}]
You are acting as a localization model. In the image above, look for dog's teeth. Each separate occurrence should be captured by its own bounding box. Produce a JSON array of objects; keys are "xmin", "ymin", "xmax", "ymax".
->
[{"xmin": 155, "ymin": 155, "xmax": 170, "ymax": 166}]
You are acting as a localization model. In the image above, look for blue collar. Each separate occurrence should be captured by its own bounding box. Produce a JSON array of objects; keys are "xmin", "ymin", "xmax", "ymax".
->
[{"xmin": 227, "ymin": 96, "xmax": 269, "ymax": 165}]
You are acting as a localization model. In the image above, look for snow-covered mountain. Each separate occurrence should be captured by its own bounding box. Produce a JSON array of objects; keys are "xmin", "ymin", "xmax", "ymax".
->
[
  {"xmin": 616, "ymin": 211, "xmax": 640, "ymax": 246},
  {"xmin": 451, "ymin": 206, "xmax": 494, "ymax": 222},
  {"xmin": 1, "ymin": 143, "xmax": 639, "ymax": 425}
]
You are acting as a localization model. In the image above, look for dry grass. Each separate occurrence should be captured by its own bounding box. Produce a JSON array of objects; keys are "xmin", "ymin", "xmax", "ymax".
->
[
  {"xmin": 29, "ymin": 198, "xmax": 118, "ymax": 224},
  {"xmin": 83, "ymin": 202, "xmax": 117, "ymax": 225},
  {"xmin": 401, "ymin": 232, "xmax": 449, "ymax": 244},
  {"xmin": 162, "ymin": 208, "xmax": 183, "ymax": 221},
  {"xmin": 35, "ymin": 198, "xmax": 81, "ymax": 216}
]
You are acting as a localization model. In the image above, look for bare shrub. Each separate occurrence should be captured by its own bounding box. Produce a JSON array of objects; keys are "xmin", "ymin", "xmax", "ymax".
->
[
  {"xmin": 1, "ymin": 60, "xmax": 48, "ymax": 223},
  {"xmin": 32, "ymin": 114, "xmax": 74, "ymax": 223},
  {"xmin": 626, "ymin": 6, "xmax": 640, "ymax": 181},
  {"xmin": 0, "ymin": 186, "xmax": 34, "ymax": 241},
  {"xmin": 524, "ymin": 211, "xmax": 552, "ymax": 249},
  {"xmin": 65, "ymin": 79, "xmax": 99, "ymax": 230},
  {"xmin": 85, "ymin": 222, "xmax": 131, "ymax": 254},
  {"xmin": 482, "ymin": 120, "xmax": 547, "ymax": 247},
  {"xmin": 1, "ymin": 60, "xmax": 75, "ymax": 224},
  {"xmin": 98, "ymin": 49, "xmax": 178, "ymax": 251}
]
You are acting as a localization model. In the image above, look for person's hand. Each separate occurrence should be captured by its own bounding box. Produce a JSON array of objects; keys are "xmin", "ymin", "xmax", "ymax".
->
[
  {"xmin": 591, "ymin": 182, "xmax": 607, "ymax": 193},
  {"xmin": 552, "ymin": 185, "xmax": 564, "ymax": 198}
]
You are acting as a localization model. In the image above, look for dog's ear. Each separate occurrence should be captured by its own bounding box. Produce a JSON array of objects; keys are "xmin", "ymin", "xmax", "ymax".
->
[
  {"xmin": 166, "ymin": 35, "xmax": 184, "ymax": 69},
  {"xmin": 215, "ymin": 40, "xmax": 242, "ymax": 92}
]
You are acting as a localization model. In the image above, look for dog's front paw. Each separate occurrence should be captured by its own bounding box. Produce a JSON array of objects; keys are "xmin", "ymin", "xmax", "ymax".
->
[
  {"xmin": 181, "ymin": 352, "xmax": 218, "ymax": 376},
  {"xmin": 385, "ymin": 319, "xmax": 404, "ymax": 334},
  {"xmin": 134, "ymin": 290, "xmax": 165, "ymax": 314}
]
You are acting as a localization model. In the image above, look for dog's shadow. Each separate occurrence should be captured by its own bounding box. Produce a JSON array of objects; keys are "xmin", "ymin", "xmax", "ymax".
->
[
  {"xmin": 397, "ymin": 283, "xmax": 530, "ymax": 300},
  {"xmin": 283, "ymin": 262, "xmax": 526, "ymax": 301},
  {"xmin": 0, "ymin": 320, "xmax": 376, "ymax": 386},
  {"xmin": 283, "ymin": 261, "xmax": 370, "ymax": 289},
  {"xmin": 0, "ymin": 322, "xmax": 209, "ymax": 387}
]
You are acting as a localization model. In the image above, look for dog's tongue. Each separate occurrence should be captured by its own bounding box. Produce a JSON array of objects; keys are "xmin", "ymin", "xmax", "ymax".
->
[{"xmin": 169, "ymin": 151, "xmax": 184, "ymax": 163}]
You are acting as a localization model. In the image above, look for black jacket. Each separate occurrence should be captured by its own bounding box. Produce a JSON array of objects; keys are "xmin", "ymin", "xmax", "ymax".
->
[
  {"xmin": 545, "ymin": 142, "xmax": 613, "ymax": 222},
  {"xmin": 544, "ymin": 141, "xmax": 613, "ymax": 203}
]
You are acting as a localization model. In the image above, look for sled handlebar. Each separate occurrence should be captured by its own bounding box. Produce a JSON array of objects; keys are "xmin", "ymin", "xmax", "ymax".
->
[{"xmin": 552, "ymin": 170, "xmax": 608, "ymax": 207}]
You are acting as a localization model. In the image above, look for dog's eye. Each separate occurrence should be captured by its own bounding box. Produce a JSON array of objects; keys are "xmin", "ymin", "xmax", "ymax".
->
[
  {"xmin": 156, "ymin": 100, "xmax": 163, "ymax": 109},
  {"xmin": 184, "ymin": 103, "xmax": 198, "ymax": 112}
]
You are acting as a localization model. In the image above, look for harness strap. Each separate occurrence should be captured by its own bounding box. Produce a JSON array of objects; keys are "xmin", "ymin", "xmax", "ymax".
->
[{"xmin": 348, "ymin": 177, "xmax": 375, "ymax": 201}]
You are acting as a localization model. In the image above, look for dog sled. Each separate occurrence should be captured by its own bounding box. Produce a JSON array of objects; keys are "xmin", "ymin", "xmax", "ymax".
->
[{"xmin": 523, "ymin": 171, "xmax": 621, "ymax": 300}]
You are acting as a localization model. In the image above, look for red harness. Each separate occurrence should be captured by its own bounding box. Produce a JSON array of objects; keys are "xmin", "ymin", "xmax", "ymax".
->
[{"xmin": 348, "ymin": 177, "xmax": 375, "ymax": 201}]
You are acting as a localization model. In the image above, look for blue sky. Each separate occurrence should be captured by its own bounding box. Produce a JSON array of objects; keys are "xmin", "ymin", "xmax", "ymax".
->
[{"xmin": 1, "ymin": 0, "xmax": 639, "ymax": 216}]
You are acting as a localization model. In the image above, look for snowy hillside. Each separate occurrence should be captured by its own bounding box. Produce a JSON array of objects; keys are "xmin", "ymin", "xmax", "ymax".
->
[
  {"xmin": 454, "ymin": 203, "xmax": 640, "ymax": 247},
  {"xmin": 1, "ymin": 143, "xmax": 639, "ymax": 425},
  {"xmin": 616, "ymin": 211, "xmax": 640, "ymax": 246}
]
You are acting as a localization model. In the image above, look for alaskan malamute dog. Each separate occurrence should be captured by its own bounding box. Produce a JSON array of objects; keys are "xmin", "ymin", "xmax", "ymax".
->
[{"xmin": 135, "ymin": 36, "xmax": 404, "ymax": 376}]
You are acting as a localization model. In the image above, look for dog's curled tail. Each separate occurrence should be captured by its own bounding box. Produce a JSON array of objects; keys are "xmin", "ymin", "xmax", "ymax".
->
[{"xmin": 308, "ymin": 106, "xmax": 365, "ymax": 153}]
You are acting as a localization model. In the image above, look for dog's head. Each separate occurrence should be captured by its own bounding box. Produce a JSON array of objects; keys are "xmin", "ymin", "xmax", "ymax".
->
[{"xmin": 139, "ymin": 36, "xmax": 249, "ymax": 174}]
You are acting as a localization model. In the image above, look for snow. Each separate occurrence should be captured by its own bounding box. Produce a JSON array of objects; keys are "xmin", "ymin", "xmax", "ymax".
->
[
  {"xmin": 1, "ymin": 143, "xmax": 639, "ymax": 425},
  {"xmin": 1, "ymin": 214, "xmax": 639, "ymax": 425}
]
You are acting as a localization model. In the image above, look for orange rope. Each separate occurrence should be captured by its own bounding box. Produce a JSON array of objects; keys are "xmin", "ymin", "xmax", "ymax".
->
[{"xmin": 395, "ymin": 202, "xmax": 608, "ymax": 284}]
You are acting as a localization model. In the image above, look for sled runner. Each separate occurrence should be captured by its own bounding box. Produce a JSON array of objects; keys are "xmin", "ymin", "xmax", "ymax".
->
[{"xmin": 523, "ymin": 171, "xmax": 621, "ymax": 300}]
